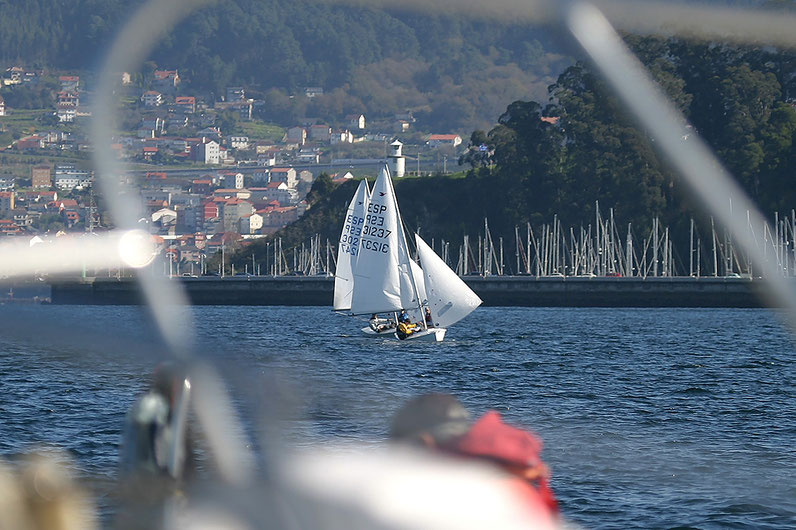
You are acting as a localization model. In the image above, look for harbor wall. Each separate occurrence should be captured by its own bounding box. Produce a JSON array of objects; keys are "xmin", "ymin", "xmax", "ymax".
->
[{"xmin": 49, "ymin": 276, "xmax": 776, "ymax": 308}]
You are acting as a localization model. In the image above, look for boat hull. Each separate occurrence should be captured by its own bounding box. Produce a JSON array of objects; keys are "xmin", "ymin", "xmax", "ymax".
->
[
  {"xmin": 361, "ymin": 326, "xmax": 396, "ymax": 336},
  {"xmin": 361, "ymin": 326, "xmax": 447, "ymax": 342},
  {"xmin": 398, "ymin": 327, "xmax": 447, "ymax": 342}
]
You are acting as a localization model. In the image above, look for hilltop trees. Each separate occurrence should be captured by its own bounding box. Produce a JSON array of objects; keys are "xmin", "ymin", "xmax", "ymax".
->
[
  {"xmin": 478, "ymin": 36, "xmax": 795, "ymax": 234},
  {"xmin": 0, "ymin": 0, "xmax": 566, "ymax": 133}
]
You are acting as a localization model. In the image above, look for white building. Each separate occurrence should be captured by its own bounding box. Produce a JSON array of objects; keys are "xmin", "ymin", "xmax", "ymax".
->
[
  {"xmin": 239, "ymin": 212, "xmax": 264, "ymax": 234},
  {"xmin": 427, "ymin": 134, "xmax": 462, "ymax": 148},
  {"xmin": 142, "ymin": 91, "xmax": 163, "ymax": 107},
  {"xmin": 54, "ymin": 165, "xmax": 92, "ymax": 190},
  {"xmin": 388, "ymin": 140, "xmax": 406, "ymax": 178},
  {"xmin": 219, "ymin": 171, "xmax": 244, "ymax": 189},
  {"xmin": 269, "ymin": 167, "xmax": 297, "ymax": 188},
  {"xmin": 191, "ymin": 139, "xmax": 220, "ymax": 165},
  {"xmin": 57, "ymin": 106, "xmax": 76, "ymax": 123},
  {"xmin": 330, "ymin": 130, "xmax": 354, "ymax": 144},
  {"xmin": 257, "ymin": 153, "xmax": 276, "ymax": 167},
  {"xmin": 229, "ymin": 136, "xmax": 250, "ymax": 150},
  {"xmin": 345, "ymin": 114, "xmax": 365, "ymax": 130}
]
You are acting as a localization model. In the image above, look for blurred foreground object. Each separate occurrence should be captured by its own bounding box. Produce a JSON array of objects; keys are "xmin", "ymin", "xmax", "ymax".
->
[
  {"xmin": 0, "ymin": 452, "xmax": 97, "ymax": 530},
  {"xmin": 389, "ymin": 393, "xmax": 472, "ymax": 447},
  {"xmin": 285, "ymin": 446, "xmax": 560, "ymax": 530},
  {"xmin": 388, "ymin": 394, "xmax": 560, "ymax": 526},
  {"xmin": 116, "ymin": 362, "xmax": 194, "ymax": 529},
  {"xmin": 120, "ymin": 362, "xmax": 194, "ymax": 480},
  {"xmin": 0, "ymin": 230, "xmax": 155, "ymax": 279},
  {"xmin": 452, "ymin": 411, "xmax": 560, "ymax": 515}
]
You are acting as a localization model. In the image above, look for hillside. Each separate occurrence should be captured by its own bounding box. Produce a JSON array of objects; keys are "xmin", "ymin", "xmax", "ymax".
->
[
  {"xmin": 230, "ymin": 32, "xmax": 795, "ymax": 269},
  {"xmin": 0, "ymin": 0, "xmax": 569, "ymax": 133}
]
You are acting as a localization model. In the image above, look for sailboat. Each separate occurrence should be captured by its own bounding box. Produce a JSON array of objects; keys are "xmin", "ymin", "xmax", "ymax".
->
[
  {"xmin": 334, "ymin": 165, "xmax": 481, "ymax": 342},
  {"xmin": 333, "ymin": 179, "xmax": 370, "ymax": 312}
]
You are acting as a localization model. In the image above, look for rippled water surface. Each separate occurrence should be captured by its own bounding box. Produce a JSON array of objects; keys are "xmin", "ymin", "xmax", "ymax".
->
[{"xmin": 1, "ymin": 305, "xmax": 795, "ymax": 529}]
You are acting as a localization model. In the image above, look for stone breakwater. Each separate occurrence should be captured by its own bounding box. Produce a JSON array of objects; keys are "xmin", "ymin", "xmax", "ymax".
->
[{"xmin": 49, "ymin": 275, "xmax": 781, "ymax": 308}]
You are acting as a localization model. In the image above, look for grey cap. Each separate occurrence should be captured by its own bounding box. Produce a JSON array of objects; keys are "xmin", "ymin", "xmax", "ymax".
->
[{"xmin": 389, "ymin": 393, "xmax": 472, "ymax": 445}]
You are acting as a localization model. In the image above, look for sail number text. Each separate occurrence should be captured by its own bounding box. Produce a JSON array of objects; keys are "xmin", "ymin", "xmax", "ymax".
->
[
  {"xmin": 357, "ymin": 202, "xmax": 392, "ymax": 253},
  {"xmin": 343, "ymin": 214, "xmax": 364, "ymax": 237},
  {"xmin": 362, "ymin": 226, "xmax": 391, "ymax": 238},
  {"xmin": 361, "ymin": 239, "xmax": 389, "ymax": 253}
]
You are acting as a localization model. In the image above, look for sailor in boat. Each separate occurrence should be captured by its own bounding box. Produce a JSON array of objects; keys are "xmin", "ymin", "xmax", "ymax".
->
[
  {"xmin": 424, "ymin": 307, "xmax": 434, "ymax": 328},
  {"xmin": 369, "ymin": 313, "xmax": 396, "ymax": 333},
  {"xmin": 396, "ymin": 309, "xmax": 421, "ymax": 339}
]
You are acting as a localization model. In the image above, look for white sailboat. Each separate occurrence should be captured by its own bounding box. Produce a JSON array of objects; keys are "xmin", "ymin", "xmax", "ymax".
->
[
  {"xmin": 337, "ymin": 165, "xmax": 481, "ymax": 342},
  {"xmin": 333, "ymin": 179, "xmax": 370, "ymax": 312}
]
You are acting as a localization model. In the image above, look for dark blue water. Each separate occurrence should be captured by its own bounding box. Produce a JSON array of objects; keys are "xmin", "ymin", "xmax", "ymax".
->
[{"xmin": 1, "ymin": 305, "xmax": 794, "ymax": 529}]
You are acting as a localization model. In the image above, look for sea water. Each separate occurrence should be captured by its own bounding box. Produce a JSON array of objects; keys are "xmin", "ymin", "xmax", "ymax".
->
[{"xmin": 1, "ymin": 305, "xmax": 794, "ymax": 529}]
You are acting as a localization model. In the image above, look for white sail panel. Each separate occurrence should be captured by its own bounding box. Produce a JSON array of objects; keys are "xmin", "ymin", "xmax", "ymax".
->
[
  {"xmin": 408, "ymin": 259, "xmax": 427, "ymax": 306},
  {"xmin": 350, "ymin": 167, "xmax": 404, "ymax": 315},
  {"xmin": 333, "ymin": 179, "xmax": 370, "ymax": 310},
  {"xmin": 415, "ymin": 234, "xmax": 482, "ymax": 328}
]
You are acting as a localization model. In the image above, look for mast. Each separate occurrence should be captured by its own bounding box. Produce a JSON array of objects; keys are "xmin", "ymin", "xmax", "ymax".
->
[
  {"xmin": 792, "ymin": 210, "xmax": 795, "ymax": 277},
  {"xmin": 526, "ymin": 222, "xmax": 532, "ymax": 275},
  {"xmin": 463, "ymin": 234, "xmax": 469, "ymax": 275},
  {"xmin": 626, "ymin": 223, "xmax": 633, "ymax": 277},
  {"xmin": 711, "ymin": 217, "xmax": 718, "ymax": 277},
  {"xmin": 652, "ymin": 217, "xmax": 659, "ymax": 277},
  {"xmin": 499, "ymin": 236, "xmax": 504, "ymax": 276},
  {"xmin": 515, "ymin": 225, "xmax": 521, "ymax": 275},
  {"xmin": 689, "ymin": 218, "xmax": 694, "ymax": 277},
  {"xmin": 386, "ymin": 165, "xmax": 426, "ymax": 328}
]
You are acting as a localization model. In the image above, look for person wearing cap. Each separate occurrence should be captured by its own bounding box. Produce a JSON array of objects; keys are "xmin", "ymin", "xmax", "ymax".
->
[
  {"xmin": 389, "ymin": 393, "xmax": 472, "ymax": 448},
  {"xmin": 390, "ymin": 396, "xmax": 560, "ymax": 527},
  {"xmin": 451, "ymin": 411, "xmax": 560, "ymax": 517}
]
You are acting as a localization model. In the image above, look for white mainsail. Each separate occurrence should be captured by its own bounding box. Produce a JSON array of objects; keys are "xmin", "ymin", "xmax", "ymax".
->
[
  {"xmin": 415, "ymin": 234, "xmax": 482, "ymax": 328},
  {"xmin": 406, "ymin": 260, "xmax": 427, "ymax": 309},
  {"xmin": 350, "ymin": 167, "xmax": 405, "ymax": 315},
  {"xmin": 333, "ymin": 179, "xmax": 370, "ymax": 310}
]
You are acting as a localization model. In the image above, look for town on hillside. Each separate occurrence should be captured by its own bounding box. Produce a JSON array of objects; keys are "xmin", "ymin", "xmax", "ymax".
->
[{"xmin": 0, "ymin": 66, "xmax": 469, "ymax": 275}]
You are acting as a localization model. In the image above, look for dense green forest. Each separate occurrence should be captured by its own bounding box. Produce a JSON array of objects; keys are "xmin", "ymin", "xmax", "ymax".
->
[
  {"xmin": 231, "ymin": 34, "xmax": 795, "ymax": 268},
  {"xmin": 0, "ymin": 0, "xmax": 567, "ymax": 132}
]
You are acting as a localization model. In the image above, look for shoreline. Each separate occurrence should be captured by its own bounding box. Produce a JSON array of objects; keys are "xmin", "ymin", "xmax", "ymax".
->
[{"xmin": 47, "ymin": 275, "xmax": 781, "ymax": 308}]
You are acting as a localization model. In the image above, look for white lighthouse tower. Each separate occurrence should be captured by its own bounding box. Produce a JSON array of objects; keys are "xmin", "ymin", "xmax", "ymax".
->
[{"xmin": 388, "ymin": 139, "xmax": 406, "ymax": 178}]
